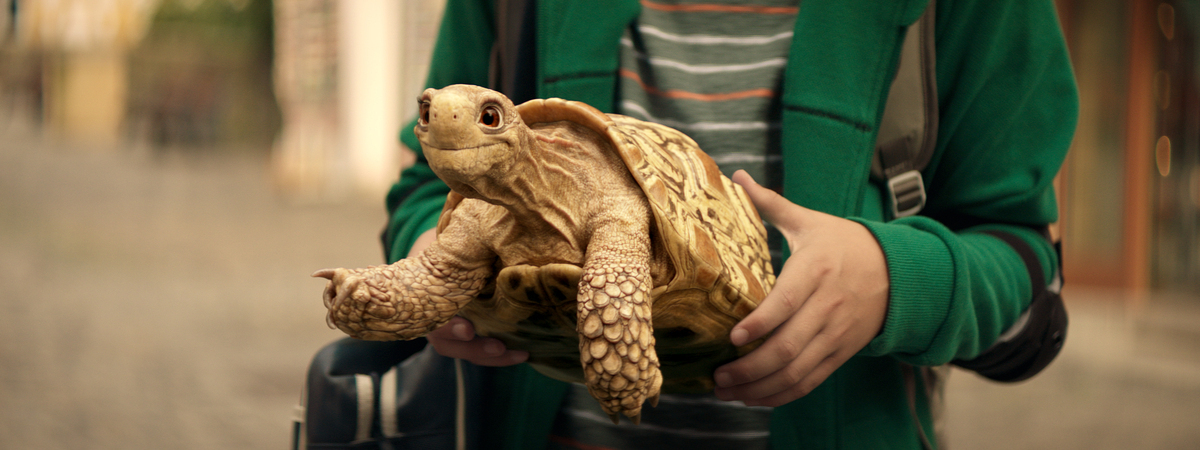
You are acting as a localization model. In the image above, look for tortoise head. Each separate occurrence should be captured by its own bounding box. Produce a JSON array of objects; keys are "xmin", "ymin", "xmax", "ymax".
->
[{"xmin": 414, "ymin": 85, "xmax": 529, "ymax": 201}]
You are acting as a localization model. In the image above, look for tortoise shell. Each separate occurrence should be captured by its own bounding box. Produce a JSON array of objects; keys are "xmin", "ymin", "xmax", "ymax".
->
[{"xmin": 439, "ymin": 97, "xmax": 776, "ymax": 393}]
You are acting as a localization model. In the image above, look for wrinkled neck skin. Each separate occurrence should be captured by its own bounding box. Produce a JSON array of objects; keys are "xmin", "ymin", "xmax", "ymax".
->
[
  {"xmin": 435, "ymin": 129, "xmax": 532, "ymax": 207},
  {"xmin": 437, "ymin": 124, "xmax": 598, "ymax": 243}
]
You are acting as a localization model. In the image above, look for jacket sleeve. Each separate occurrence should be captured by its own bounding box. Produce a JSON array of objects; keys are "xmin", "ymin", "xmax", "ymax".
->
[
  {"xmin": 382, "ymin": 0, "xmax": 495, "ymax": 263},
  {"xmin": 856, "ymin": 0, "xmax": 1077, "ymax": 365}
]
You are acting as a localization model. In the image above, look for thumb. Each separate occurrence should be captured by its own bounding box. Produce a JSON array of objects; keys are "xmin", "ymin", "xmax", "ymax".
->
[{"xmin": 731, "ymin": 170, "xmax": 803, "ymax": 229}]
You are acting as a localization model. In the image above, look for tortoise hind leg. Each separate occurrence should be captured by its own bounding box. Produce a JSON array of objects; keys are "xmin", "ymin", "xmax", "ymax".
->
[{"xmin": 577, "ymin": 247, "xmax": 662, "ymax": 424}]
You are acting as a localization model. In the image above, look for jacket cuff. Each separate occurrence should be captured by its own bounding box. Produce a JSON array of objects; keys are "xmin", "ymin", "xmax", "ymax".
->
[{"xmin": 851, "ymin": 217, "xmax": 955, "ymax": 358}]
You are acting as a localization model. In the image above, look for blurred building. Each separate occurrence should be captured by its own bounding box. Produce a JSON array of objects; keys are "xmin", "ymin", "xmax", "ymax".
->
[
  {"xmin": 270, "ymin": 0, "xmax": 444, "ymax": 199},
  {"xmin": 0, "ymin": 0, "xmax": 278, "ymax": 149},
  {"xmin": 1, "ymin": 0, "xmax": 160, "ymax": 146},
  {"xmin": 126, "ymin": 0, "xmax": 279, "ymax": 150},
  {"xmin": 1056, "ymin": 0, "xmax": 1200, "ymax": 294}
]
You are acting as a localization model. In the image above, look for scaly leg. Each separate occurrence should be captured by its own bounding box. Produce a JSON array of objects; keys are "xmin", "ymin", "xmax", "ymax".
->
[
  {"xmin": 315, "ymin": 246, "xmax": 491, "ymax": 341},
  {"xmin": 577, "ymin": 228, "xmax": 662, "ymax": 424}
]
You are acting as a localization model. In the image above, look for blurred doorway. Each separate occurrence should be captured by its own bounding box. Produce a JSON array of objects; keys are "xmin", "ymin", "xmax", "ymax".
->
[
  {"xmin": 1150, "ymin": 1, "xmax": 1200, "ymax": 291},
  {"xmin": 1057, "ymin": 0, "xmax": 1200, "ymax": 294}
]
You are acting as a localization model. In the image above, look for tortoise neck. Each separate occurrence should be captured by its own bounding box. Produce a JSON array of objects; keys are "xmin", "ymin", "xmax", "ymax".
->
[
  {"xmin": 502, "ymin": 131, "xmax": 592, "ymax": 231},
  {"xmin": 451, "ymin": 130, "xmax": 588, "ymax": 241}
]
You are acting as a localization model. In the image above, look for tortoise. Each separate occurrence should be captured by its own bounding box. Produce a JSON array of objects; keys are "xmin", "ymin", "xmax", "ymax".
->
[{"xmin": 315, "ymin": 84, "xmax": 775, "ymax": 424}]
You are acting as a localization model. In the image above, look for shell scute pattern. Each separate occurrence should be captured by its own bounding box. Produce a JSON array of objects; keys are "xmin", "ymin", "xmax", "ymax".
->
[{"xmin": 605, "ymin": 115, "xmax": 775, "ymax": 310}]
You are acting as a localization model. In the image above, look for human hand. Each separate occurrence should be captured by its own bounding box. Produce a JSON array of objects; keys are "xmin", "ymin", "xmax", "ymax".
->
[
  {"xmin": 411, "ymin": 228, "xmax": 529, "ymax": 366},
  {"xmin": 427, "ymin": 316, "xmax": 529, "ymax": 366},
  {"xmin": 712, "ymin": 170, "xmax": 889, "ymax": 406}
]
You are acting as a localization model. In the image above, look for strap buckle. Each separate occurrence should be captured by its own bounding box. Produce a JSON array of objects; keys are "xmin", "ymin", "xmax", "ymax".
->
[{"xmin": 888, "ymin": 170, "xmax": 926, "ymax": 218}]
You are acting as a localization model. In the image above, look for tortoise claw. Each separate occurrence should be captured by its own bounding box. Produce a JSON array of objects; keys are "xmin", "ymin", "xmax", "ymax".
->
[
  {"xmin": 324, "ymin": 285, "xmax": 348, "ymax": 331},
  {"xmin": 315, "ymin": 268, "xmax": 358, "ymax": 331},
  {"xmin": 313, "ymin": 268, "xmax": 338, "ymax": 308},
  {"xmin": 608, "ymin": 413, "xmax": 620, "ymax": 425}
]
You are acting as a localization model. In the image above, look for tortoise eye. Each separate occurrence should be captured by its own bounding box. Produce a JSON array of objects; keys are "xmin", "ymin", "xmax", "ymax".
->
[
  {"xmin": 479, "ymin": 104, "xmax": 502, "ymax": 128},
  {"xmin": 418, "ymin": 101, "xmax": 431, "ymax": 126}
]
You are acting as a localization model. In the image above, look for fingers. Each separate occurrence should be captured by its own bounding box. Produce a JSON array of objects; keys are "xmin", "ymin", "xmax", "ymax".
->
[
  {"xmin": 714, "ymin": 292, "xmax": 824, "ymax": 387},
  {"xmin": 717, "ymin": 347, "xmax": 849, "ymax": 407},
  {"xmin": 731, "ymin": 169, "xmax": 805, "ymax": 232},
  {"xmin": 429, "ymin": 336, "xmax": 529, "ymax": 366},
  {"xmin": 717, "ymin": 171, "xmax": 890, "ymax": 407},
  {"xmin": 714, "ymin": 326, "xmax": 843, "ymax": 404},
  {"xmin": 727, "ymin": 169, "xmax": 820, "ymax": 345},
  {"xmin": 427, "ymin": 316, "xmax": 478, "ymax": 341},
  {"xmin": 427, "ymin": 317, "xmax": 529, "ymax": 366},
  {"xmin": 751, "ymin": 353, "xmax": 846, "ymax": 407},
  {"xmin": 728, "ymin": 256, "xmax": 818, "ymax": 346}
]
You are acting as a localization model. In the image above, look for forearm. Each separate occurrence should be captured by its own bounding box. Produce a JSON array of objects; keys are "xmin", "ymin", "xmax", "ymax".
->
[
  {"xmin": 855, "ymin": 0, "xmax": 1076, "ymax": 365},
  {"xmin": 855, "ymin": 217, "xmax": 1057, "ymax": 365}
]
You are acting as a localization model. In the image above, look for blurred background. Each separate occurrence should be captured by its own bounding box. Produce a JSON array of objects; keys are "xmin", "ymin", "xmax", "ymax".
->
[{"xmin": 0, "ymin": 0, "xmax": 1197, "ymax": 448}]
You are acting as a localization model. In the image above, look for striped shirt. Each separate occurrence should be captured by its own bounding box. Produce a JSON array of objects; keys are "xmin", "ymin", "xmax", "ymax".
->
[
  {"xmin": 616, "ymin": 0, "xmax": 797, "ymax": 188},
  {"xmin": 549, "ymin": 1, "xmax": 797, "ymax": 449}
]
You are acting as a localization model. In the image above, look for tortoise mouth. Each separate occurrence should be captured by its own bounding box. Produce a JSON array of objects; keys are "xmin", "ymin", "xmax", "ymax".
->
[{"xmin": 422, "ymin": 143, "xmax": 499, "ymax": 152}]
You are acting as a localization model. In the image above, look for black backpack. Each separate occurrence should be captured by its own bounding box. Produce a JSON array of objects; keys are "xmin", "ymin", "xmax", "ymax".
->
[{"xmin": 293, "ymin": 338, "xmax": 490, "ymax": 450}]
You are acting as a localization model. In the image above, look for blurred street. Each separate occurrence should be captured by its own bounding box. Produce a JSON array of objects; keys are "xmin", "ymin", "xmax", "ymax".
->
[
  {"xmin": 0, "ymin": 131, "xmax": 373, "ymax": 448},
  {"xmin": 944, "ymin": 288, "xmax": 1200, "ymax": 449},
  {"xmin": 1, "ymin": 131, "xmax": 1199, "ymax": 449}
]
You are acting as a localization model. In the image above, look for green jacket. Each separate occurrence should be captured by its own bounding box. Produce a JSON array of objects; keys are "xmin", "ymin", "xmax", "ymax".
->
[{"xmin": 382, "ymin": 0, "xmax": 1077, "ymax": 448}]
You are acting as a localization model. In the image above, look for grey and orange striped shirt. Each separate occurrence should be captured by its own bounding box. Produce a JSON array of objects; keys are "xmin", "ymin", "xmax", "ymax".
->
[{"xmin": 617, "ymin": 0, "xmax": 796, "ymax": 189}]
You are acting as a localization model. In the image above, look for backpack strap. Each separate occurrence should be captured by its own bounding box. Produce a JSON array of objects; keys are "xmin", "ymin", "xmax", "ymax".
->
[
  {"xmin": 953, "ymin": 230, "xmax": 1069, "ymax": 382},
  {"xmin": 871, "ymin": 0, "xmax": 938, "ymax": 219}
]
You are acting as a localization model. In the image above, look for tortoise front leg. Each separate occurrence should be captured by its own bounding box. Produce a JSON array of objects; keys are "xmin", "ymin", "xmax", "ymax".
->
[
  {"xmin": 578, "ymin": 222, "xmax": 662, "ymax": 425},
  {"xmin": 315, "ymin": 244, "xmax": 491, "ymax": 341}
]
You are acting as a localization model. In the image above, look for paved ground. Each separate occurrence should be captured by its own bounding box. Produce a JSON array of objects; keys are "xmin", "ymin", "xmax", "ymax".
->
[
  {"xmin": 1, "ymin": 132, "xmax": 1198, "ymax": 449},
  {"xmin": 0, "ymin": 133, "xmax": 374, "ymax": 448},
  {"xmin": 944, "ymin": 288, "xmax": 1200, "ymax": 449}
]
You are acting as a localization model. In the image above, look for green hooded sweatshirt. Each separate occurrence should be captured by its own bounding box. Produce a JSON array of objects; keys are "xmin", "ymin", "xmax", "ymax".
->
[{"xmin": 381, "ymin": 0, "xmax": 1077, "ymax": 448}]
